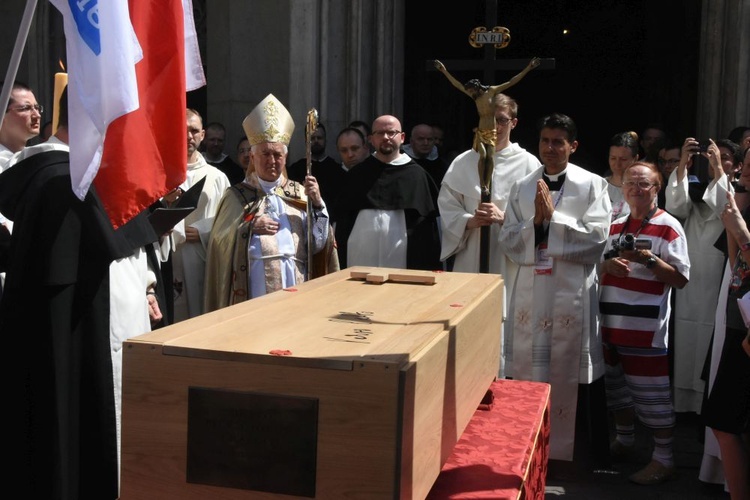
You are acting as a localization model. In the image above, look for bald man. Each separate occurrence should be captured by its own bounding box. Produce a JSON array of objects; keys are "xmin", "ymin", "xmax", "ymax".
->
[{"xmin": 335, "ymin": 115, "xmax": 441, "ymax": 270}]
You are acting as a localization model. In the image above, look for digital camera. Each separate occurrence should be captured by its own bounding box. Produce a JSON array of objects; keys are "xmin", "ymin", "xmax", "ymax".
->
[
  {"xmin": 604, "ymin": 233, "xmax": 652, "ymax": 259},
  {"xmin": 619, "ymin": 233, "xmax": 652, "ymax": 251}
]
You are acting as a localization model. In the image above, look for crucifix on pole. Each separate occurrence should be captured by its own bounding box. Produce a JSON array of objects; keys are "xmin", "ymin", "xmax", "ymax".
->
[{"xmin": 432, "ymin": 0, "xmax": 554, "ymax": 274}]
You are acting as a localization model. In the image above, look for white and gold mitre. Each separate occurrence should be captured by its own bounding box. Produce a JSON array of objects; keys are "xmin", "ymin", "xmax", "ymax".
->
[{"xmin": 242, "ymin": 93, "xmax": 295, "ymax": 146}]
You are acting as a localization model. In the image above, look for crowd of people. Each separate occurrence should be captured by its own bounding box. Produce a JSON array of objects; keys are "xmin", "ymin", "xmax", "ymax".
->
[{"xmin": 1, "ymin": 78, "xmax": 749, "ymax": 499}]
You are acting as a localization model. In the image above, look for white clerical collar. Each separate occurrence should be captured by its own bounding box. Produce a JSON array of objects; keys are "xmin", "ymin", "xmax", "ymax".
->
[
  {"xmin": 383, "ymin": 152, "xmax": 412, "ymax": 166},
  {"xmin": 544, "ymin": 168, "xmax": 567, "ymax": 181},
  {"xmin": 258, "ymin": 176, "xmax": 282, "ymax": 193}
]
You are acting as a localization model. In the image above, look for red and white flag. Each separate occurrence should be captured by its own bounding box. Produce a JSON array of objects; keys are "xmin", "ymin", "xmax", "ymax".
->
[{"xmin": 50, "ymin": 0, "xmax": 205, "ymax": 228}]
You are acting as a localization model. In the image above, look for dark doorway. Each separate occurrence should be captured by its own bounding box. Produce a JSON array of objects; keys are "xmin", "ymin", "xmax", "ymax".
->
[{"xmin": 404, "ymin": 0, "xmax": 701, "ymax": 175}]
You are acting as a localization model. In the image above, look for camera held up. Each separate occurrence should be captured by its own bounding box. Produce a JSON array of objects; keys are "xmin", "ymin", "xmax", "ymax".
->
[
  {"xmin": 695, "ymin": 141, "xmax": 709, "ymax": 154},
  {"xmin": 604, "ymin": 233, "xmax": 652, "ymax": 259}
]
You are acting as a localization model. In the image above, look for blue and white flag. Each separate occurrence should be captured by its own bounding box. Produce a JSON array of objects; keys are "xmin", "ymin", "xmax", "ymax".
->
[{"xmin": 49, "ymin": 0, "xmax": 142, "ymax": 200}]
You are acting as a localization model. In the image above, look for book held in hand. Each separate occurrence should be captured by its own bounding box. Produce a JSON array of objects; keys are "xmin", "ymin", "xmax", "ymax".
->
[{"xmin": 147, "ymin": 176, "xmax": 207, "ymax": 235}]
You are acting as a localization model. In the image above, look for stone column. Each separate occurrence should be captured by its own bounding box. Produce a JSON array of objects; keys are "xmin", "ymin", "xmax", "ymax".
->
[
  {"xmin": 697, "ymin": 0, "xmax": 750, "ymax": 139},
  {"xmin": 207, "ymin": 0, "xmax": 405, "ymax": 163}
]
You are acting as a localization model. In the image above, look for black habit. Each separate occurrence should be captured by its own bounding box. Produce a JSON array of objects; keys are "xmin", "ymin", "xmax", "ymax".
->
[
  {"xmin": 334, "ymin": 154, "xmax": 441, "ymax": 270},
  {"xmin": 0, "ymin": 150, "xmax": 156, "ymax": 499}
]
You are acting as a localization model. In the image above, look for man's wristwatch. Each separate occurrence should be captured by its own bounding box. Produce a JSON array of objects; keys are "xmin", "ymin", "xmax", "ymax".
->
[{"xmin": 645, "ymin": 254, "xmax": 657, "ymax": 269}]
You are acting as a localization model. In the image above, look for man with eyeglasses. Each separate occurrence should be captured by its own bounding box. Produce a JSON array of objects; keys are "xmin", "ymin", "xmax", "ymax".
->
[
  {"xmin": 439, "ymin": 93, "xmax": 539, "ymax": 374},
  {"xmin": 334, "ymin": 114, "xmax": 441, "ymax": 270},
  {"xmin": 600, "ymin": 161, "xmax": 689, "ymax": 485},
  {"xmin": 499, "ymin": 112, "xmax": 612, "ymax": 476},
  {"xmin": 657, "ymin": 152, "xmax": 681, "ymax": 178},
  {"xmin": 0, "ymin": 81, "xmax": 42, "ymax": 171},
  {"xmin": 0, "ymin": 81, "xmax": 42, "ymax": 297},
  {"xmin": 0, "ymin": 85, "xmax": 167, "ymax": 498}
]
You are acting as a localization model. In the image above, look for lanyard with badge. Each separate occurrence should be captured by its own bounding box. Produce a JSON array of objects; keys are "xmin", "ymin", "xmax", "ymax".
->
[{"xmin": 534, "ymin": 184, "xmax": 565, "ymax": 275}]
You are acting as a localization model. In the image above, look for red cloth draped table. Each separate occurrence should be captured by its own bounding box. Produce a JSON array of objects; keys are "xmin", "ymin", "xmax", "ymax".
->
[{"xmin": 427, "ymin": 379, "xmax": 551, "ymax": 499}]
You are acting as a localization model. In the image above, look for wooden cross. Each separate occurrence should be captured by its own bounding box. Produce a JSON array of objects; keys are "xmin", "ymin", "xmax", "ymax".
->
[
  {"xmin": 430, "ymin": 1, "xmax": 554, "ymax": 274},
  {"xmin": 427, "ymin": 0, "xmax": 555, "ymax": 79}
]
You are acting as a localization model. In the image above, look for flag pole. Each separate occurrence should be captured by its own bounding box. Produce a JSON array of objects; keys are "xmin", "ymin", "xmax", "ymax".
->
[{"xmin": 0, "ymin": 0, "xmax": 38, "ymax": 133}]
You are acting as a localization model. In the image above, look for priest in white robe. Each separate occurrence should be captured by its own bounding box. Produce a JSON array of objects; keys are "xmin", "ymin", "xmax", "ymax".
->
[
  {"xmin": 169, "ymin": 109, "xmax": 230, "ymax": 321},
  {"xmin": 499, "ymin": 113, "xmax": 611, "ymax": 469},
  {"xmin": 439, "ymin": 93, "xmax": 539, "ymax": 377}
]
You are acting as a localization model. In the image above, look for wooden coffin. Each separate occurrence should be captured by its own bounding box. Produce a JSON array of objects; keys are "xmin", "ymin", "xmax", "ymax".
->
[{"xmin": 120, "ymin": 267, "xmax": 503, "ymax": 499}]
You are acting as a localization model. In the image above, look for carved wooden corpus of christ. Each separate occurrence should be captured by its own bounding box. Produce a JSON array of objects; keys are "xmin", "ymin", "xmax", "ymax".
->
[
  {"xmin": 433, "ymin": 57, "xmax": 540, "ymax": 198},
  {"xmin": 432, "ymin": 2, "xmax": 550, "ymax": 274},
  {"xmin": 432, "ymin": 4, "xmax": 541, "ymax": 274},
  {"xmin": 434, "ymin": 57, "xmax": 539, "ymax": 276}
]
